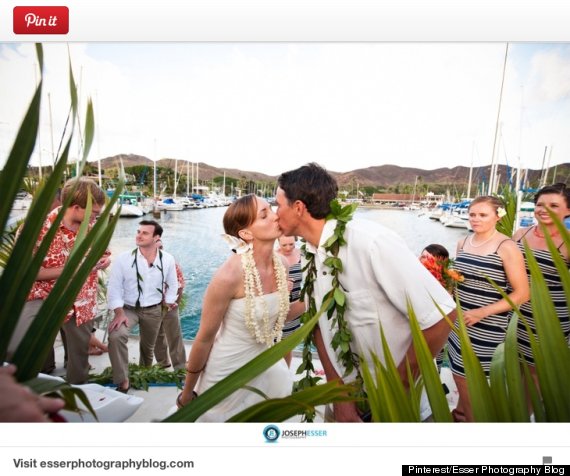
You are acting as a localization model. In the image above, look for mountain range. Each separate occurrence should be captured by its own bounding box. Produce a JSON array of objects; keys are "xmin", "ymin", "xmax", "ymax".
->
[{"xmin": 94, "ymin": 154, "xmax": 569, "ymax": 189}]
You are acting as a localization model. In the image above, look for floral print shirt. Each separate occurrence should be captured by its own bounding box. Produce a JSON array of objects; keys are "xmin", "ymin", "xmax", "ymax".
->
[
  {"xmin": 175, "ymin": 263, "xmax": 185, "ymax": 290},
  {"xmin": 24, "ymin": 207, "xmax": 110, "ymax": 326}
]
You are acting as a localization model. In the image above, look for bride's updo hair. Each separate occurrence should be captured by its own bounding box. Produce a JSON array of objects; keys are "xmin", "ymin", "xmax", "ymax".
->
[{"xmin": 223, "ymin": 194, "xmax": 258, "ymax": 239}]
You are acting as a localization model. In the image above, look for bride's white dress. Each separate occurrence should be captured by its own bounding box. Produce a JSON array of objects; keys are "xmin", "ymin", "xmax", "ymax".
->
[{"xmin": 195, "ymin": 292, "xmax": 293, "ymax": 422}]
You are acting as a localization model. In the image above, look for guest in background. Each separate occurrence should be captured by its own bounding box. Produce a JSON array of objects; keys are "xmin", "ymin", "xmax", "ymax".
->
[
  {"xmin": 88, "ymin": 331, "xmax": 108, "ymax": 356},
  {"xmin": 512, "ymin": 183, "xmax": 570, "ymax": 374},
  {"xmin": 107, "ymin": 220, "xmax": 178, "ymax": 393},
  {"xmin": 447, "ymin": 196, "xmax": 529, "ymax": 422},
  {"xmin": 276, "ymin": 235, "xmax": 305, "ymax": 367},
  {"xmin": 7, "ymin": 177, "xmax": 109, "ymax": 384},
  {"xmin": 153, "ymin": 238, "xmax": 187, "ymax": 371},
  {"xmin": 419, "ymin": 243, "xmax": 451, "ymax": 372},
  {"xmin": 419, "ymin": 244, "xmax": 450, "ymax": 287}
]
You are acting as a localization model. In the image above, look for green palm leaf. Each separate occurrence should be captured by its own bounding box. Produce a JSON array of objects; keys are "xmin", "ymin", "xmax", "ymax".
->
[
  {"xmin": 0, "ymin": 83, "xmax": 41, "ymax": 236},
  {"xmin": 456, "ymin": 306, "xmax": 498, "ymax": 421},
  {"xmin": 228, "ymin": 380, "xmax": 355, "ymax": 422},
  {"xmin": 407, "ymin": 298, "xmax": 453, "ymax": 422},
  {"xmin": 503, "ymin": 314, "xmax": 530, "ymax": 421},
  {"xmin": 524, "ymin": 238, "xmax": 570, "ymax": 421}
]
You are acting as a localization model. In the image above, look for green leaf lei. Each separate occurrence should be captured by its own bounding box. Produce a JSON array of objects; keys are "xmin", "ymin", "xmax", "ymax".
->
[{"xmin": 294, "ymin": 199, "xmax": 364, "ymax": 419}]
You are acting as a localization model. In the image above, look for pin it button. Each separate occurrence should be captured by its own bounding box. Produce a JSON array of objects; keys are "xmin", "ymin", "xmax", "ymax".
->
[{"xmin": 13, "ymin": 6, "xmax": 69, "ymax": 35}]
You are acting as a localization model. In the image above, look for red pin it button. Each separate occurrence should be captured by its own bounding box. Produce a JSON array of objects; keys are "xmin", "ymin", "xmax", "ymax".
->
[{"xmin": 13, "ymin": 6, "xmax": 69, "ymax": 34}]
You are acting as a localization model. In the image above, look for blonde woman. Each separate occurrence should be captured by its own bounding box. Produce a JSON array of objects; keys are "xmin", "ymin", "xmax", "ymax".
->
[
  {"xmin": 447, "ymin": 196, "xmax": 529, "ymax": 422},
  {"xmin": 512, "ymin": 183, "xmax": 570, "ymax": 371},
  {"xmin": 175, "ymin": 194, "xmax": 294, "ymax": 421}
]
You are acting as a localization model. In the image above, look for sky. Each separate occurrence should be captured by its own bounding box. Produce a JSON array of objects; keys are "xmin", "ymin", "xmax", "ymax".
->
[{"xmin": 0, "ymin": 43, "xmax": 569, "ymax": 176}]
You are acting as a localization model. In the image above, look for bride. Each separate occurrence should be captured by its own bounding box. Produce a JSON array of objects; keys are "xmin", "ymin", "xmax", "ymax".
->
[{"xmin": 175, "ymin": 194, "xmax": 296, "ymax": 421}]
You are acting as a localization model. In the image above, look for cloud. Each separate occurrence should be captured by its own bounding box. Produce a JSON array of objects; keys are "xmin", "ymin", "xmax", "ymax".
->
[{"xmin": 528, "ymin": 46, "xmax": 570, "ymax": 103}]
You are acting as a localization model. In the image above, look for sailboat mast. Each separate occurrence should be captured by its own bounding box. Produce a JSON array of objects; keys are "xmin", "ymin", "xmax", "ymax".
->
[
  {"xmin": 539, "ymin": 146, "xmax": 548, "ymax": 188},
  {"xmin": 186, "ymin": 160, "xmax": 190, "ymax": 196},
  {"xmin": 174, "ymin": 159, "xmax": 178, "ymax": 197},
  {"xmin": 153, "ymin": 139, "xmax": 157, "ymax": 201},
  {"xmin": 542, "ymin": 146, "xmax": 553, "ymax": 188},
  {"xmin": 467, "ymin": 143, "xmax": 474, "ymax": 199},
  {"xmin": 488, "ymin": 43, "xmax": 509, "ymax": 195}
]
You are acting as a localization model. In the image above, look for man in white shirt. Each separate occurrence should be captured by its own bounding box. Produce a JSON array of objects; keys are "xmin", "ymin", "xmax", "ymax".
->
[
  {"xmin": 275, "ymin": 163, "xmax": 456, "ymax": 422},
  {"xmin": 107, "ymin": 220, "xmax": 178, "ymax": 392}
]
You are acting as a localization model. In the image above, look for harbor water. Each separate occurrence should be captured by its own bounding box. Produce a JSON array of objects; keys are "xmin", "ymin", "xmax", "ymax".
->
[{"xmin": 107, "ymin": 207, "xmax": 468, "ymax": 339}]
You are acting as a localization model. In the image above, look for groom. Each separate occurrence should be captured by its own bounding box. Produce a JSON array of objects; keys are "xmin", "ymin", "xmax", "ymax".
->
[{"xmin": 275, "ymin": 163, "xmax": 456, "ymax": 422}]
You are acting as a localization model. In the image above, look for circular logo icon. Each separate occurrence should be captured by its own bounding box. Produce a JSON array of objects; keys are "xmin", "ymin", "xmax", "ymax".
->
[{"xmin": 263, "ymin": 424, "xmax": 280, "ymax": 443}]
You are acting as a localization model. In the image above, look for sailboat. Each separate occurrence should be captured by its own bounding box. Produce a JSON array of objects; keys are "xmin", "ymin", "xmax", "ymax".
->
[
  {"xmin": 442, "ymin": 146, "xmax": 475, "ymax": 229},
  {"xmin": 109, "ymin": 193, "xmax": 145, "ymax": 217},
  {"xmin": 404, "ymin": 176, "xmax": 420, "ymax": 210},
  {"xmin": 157, "ymin": 159, "xmax": 184, "ymax": 211}
]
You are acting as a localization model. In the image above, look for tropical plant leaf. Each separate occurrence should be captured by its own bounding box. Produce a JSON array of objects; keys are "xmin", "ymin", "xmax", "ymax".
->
[
  {"xmin": 68, "ymin": 49, "xmax": 78, "ymax": 120},
  {"xmin": 521, "ymin": 359, "xmax": 545, "ymax": 422},
  {"xmin": 379, "ymin": 326, "xmax": 419, "ymax": 421},
  {"xmin": 89, "ymin": 364, "xmax": 186, "ymax": 390},
  {"xmin": 503, "ymin": 314, "xmax": 530, "ymax": 422},
  {"xmin": 488, "ymin": 343, "xmax": 511, "ymax": 421},
  {"xmin": 455, "ymin": 305, "xmax": 498, "ymax": 421},
  {"xmin": 82, "ymin": 99, "xmax": 95, "ymax": 162},
  {"xmin": 524, "ymin": 237, "xmax": 570, "ymax": 421},
  {"xmin": 407, "ymin": 298, "xmax": 453, "ymax": 422},
  {"xmin": 71, "ymin": 189, "xmax": 93, "ymax": 259},
  {"xmin": 0, "ymin": 42, "xmax": 126, "ymax": 423},
  {"xmin": 495, "ymin": 185, "xmax": 517, "ymax": 237},
  {"xmin": 0, "ymin": 78, "xmax": 41, "ymax": 236},
  {"xmin": 228, "ymin": 380, "xmax": 355, "ymax": 422},
  {"xmin": 35, "ymin": 43, "xmax": 44, "ymax": 71},
  {"xmin": 0, "ymin": 225, "xmax": 18, "ymax": 269},
  {"xmin": 24, "ymin": 376, "xmax": 98, "ymax": 420}
]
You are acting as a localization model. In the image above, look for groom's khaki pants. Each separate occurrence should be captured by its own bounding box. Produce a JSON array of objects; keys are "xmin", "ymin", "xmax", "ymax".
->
[
  {"xmin": 108, "ymin": 304, "xmax": 163, "ymax": 385},
  {"xmin": 154, "ymin": 307, "xmax": 187, "ymax": 369}
]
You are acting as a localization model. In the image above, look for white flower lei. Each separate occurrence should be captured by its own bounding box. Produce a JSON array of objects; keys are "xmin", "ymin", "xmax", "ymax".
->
[{"xmin": 241, "ymin": 249, "xmax": 289, "ymax": 347}]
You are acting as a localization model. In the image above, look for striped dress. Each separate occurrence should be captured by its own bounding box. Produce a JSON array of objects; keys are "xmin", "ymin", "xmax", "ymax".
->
[
  {"xmin": 448, "ymin": 239, "xmax": 511, "ymax": 377},
  {"xmin": 516, "ymin": 230, "xmax": 570, "ymax": 366},
  {"xmin": 282, "ymin": 260, "xmax": 303, "ymax": 337}
]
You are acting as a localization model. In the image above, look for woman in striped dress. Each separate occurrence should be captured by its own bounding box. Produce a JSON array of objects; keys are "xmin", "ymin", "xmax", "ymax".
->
[
  {"xmin": 512, "ymin": 183, "xmax": 570, "ymax": 374},
  {"xmin": 276, "ymin": 235, "xmax": 305, "ymax": 367},
  {"xmin": 448, "ymin": 196, "xmax": 529, "ymax": 422}
]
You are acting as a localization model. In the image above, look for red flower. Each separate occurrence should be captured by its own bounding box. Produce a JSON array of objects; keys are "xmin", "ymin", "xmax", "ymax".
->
[{"xmin": 420, "ymin": 255, "xmax": 464, "ymax": 292}]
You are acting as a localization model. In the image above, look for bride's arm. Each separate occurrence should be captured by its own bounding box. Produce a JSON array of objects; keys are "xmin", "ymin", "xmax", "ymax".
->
[{"xmin": 177, "ymin": 257, "xmax": 241, "ymax": 406}]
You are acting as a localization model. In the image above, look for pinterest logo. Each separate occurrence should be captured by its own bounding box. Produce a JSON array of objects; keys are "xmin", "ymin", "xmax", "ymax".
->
[{"xmin": 13, "ymin": 6, "xmax": 69, "ymax": 34}]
